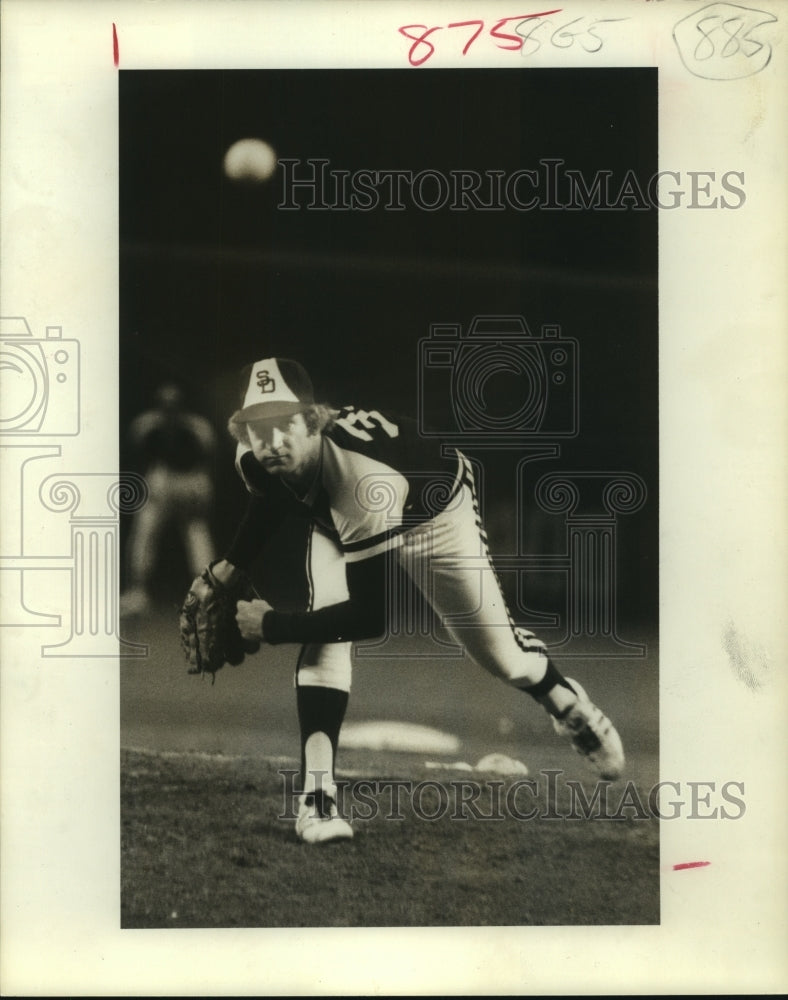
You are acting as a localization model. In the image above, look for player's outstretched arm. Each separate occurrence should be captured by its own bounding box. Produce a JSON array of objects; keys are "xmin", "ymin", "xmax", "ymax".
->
[{"xmin": 236, "ymin": 553, "xmax": 388, "ymax": 645}]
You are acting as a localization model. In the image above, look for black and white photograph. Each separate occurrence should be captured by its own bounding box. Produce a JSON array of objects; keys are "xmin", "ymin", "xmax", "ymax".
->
[
  {"xmin": 118, "ymin": 66, "xmax": 659, "ymax": 928},
  {"xmin": 1, "ymin": 1, "xmax": 786, "ymax": 994}
]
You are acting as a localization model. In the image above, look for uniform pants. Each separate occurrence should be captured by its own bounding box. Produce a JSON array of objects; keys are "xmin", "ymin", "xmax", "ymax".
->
[
  {"xmin": 297, "ymin": 455, "xmax": 548, "ymax": 691},
  {"xmin": 397, "ymin": 455, "xmax": 548, "ymax": 687}
]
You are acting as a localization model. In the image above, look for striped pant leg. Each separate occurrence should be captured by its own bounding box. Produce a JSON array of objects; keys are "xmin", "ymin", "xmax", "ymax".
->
[{"xmin": 399, "ymin": 456, "xmax": 549, "ymax": 688}]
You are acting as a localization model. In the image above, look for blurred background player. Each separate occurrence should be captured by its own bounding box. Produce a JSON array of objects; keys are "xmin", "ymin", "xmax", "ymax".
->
[
  {"xmin": 208, "ymin": 358, "xmax": 625, "ymax": 845},
  {"xmin": 121, "ymin": 383, "xmax": 216, "ymax": 617}
]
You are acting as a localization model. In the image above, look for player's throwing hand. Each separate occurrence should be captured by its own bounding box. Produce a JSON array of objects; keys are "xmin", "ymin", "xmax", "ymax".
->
[{"xmin": 236, "ymin": 598, "xmax": 273, "ymax": 642}]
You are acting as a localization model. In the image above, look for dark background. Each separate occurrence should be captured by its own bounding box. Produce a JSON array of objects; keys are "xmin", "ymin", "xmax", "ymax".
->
[{"xmin": 119, "ymin": 68, "xmax": 658, "ymax": 639}]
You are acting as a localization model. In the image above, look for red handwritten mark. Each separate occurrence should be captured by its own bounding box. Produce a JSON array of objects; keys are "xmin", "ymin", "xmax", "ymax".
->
[
  {"xmin": 447, "ymin": 20, "xmax": 486, "ymax": 56},
  {"xmin": 673, "ymin": 861, "xmax": 711, "ymax": 871},
  {"xmin": 490, "ymin": 14, "xmax": 548, "ymax": 50},
  {"xmin": 113, "ymin": 23, "xmax": 119, "ymax": 67},
  {"xmin": 399, "ymin": 10, "xmax": 562, "ymax": 66}
]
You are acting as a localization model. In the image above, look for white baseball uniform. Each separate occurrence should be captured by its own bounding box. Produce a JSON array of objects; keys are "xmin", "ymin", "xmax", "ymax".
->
[{"xmin": 229, "ymin": 405, "xmax": 549, "ymax": 692}]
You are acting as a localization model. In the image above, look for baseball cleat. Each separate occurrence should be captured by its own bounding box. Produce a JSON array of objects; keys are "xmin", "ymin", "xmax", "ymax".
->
[
  {"xmin": 296, "ymin": 792, "xmax": 354, "ymax": 845},
  {"xmin": 552, "ymin": 679, "xmax": 625, "ymax": 780}
]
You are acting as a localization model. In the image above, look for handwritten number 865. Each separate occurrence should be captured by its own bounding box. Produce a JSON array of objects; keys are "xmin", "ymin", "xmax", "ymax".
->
[{"xmin": 516, "ymin": 16, "xmax": 626, "ymax": 56}]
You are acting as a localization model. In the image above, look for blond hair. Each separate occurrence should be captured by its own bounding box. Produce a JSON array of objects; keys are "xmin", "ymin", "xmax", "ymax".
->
[{"xmin": 227, "ymin": 403, "xmax": 338, "ymax": 446}]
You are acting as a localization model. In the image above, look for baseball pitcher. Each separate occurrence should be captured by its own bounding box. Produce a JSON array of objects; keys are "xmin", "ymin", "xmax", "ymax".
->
[{"xmin": 180, "ymin": 358, "xmax": 624, "ymax": 844}]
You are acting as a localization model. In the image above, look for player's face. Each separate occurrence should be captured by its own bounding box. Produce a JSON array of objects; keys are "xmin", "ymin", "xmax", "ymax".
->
[{"xmin": 246, "ymin": 412, "xmax": 321, "ymax": 481}]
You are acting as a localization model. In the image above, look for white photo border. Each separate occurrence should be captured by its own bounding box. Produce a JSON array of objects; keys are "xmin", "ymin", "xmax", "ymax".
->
[{"xmin": 1, "ymin": 0, "xmax": 786, "ymax": 994}]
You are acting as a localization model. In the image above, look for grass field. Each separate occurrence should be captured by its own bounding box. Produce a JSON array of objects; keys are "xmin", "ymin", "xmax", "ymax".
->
[{"xmin": 121, "ymin": 606, "xmax": 659, "ymax": 928}]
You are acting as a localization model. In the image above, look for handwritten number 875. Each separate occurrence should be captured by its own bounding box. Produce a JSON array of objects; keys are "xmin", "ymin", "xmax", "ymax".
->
[{"xmin": 398, "ymin": 12, "xmax": 561, "ymax": 66}]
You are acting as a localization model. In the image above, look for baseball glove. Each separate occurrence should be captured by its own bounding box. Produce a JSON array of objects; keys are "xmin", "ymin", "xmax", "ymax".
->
[{"xmin": 179, "ymin": 563, "xmax": 261, "ymax": 681}]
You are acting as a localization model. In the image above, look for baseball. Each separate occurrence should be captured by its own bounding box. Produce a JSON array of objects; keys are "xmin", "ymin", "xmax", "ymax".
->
[{"xmin": 223, "ymin": 138, "xmax": 277, "ymax": 182}]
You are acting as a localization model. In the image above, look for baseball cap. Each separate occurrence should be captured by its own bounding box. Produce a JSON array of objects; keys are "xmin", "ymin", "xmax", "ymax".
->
[{"xmin": 233, "ymin": 357, "xmax": 314, "ymax": 422}]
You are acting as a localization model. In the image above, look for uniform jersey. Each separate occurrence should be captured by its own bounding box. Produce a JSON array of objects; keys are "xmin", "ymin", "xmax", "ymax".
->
[{"xmin": 232, "ymin": 406, "xmax": 462, "ymax": 564}]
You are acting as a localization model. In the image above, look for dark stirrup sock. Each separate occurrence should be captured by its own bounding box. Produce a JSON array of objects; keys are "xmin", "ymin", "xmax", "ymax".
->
[
  {"xmin": 519, "ymin": 658, "xmax": 576, "ymax": 701},
  {"xmin": 296, "ymin": 684, "xmax": 349, "ymax": 790}
]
